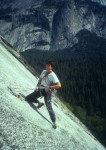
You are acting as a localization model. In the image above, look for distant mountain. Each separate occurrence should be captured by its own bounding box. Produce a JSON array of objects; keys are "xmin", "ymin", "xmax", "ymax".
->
[
  {"xmin": 92, "ymin": 0, "xmax": 106, "ymax": 6},
  {"xmin": 0, "ymin": 0, "xmax": 106, "ymax": 51}
]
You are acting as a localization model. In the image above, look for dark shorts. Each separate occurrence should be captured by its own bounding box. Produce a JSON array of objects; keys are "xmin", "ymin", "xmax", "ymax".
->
[{"xmin": 25, "ymin": 89, "xmax": 56, "ymax": 122}]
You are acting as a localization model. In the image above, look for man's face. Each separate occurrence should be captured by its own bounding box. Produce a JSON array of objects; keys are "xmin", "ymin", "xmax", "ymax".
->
[{"xmin": 46, "ymin": 64, "xmax": 52, "ymax": 72}]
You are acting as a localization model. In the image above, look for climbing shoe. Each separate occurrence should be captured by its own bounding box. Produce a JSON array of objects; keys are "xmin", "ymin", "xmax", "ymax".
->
[
  {"xmin": 52, "ymin": 122, "xmax": 57, "ymax": 129},
  {"xmin": 37, "ymin": 102, "xmax": 44, "ymax": 108}
]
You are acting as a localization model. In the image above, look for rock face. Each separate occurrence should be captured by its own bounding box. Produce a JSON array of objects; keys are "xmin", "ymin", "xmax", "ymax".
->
[
  {"xmin": 0, "ymin": 36, "xmax": 106, "ymax": 150},
  {"xmin": 0, "ymin": 0, "xmax": 52, "ymax": 52},
  {"xmin": 0, "ymin": 0, "xmax": 106, "ymax": 51}
]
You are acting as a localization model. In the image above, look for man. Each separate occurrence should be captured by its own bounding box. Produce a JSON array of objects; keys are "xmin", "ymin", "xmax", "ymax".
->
[{"xmin": 25, "ymin": 60, "xmax": 61, "ymax": 129}]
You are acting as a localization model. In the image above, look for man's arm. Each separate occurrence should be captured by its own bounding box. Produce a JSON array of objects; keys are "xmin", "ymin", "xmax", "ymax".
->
[
  {"xmin": 44, "ymin": 82, "xmax": 61, "ymax": 92},
  {"xmin": 49, "ymin": 82, "xmax": 61, "ymax": 90},
  {"xmin": 37, "ymin": 78, "xmax": 42, "ymax": 87},
  {"xmin": 35, "ymin": 78, "xmax": 42, "ymax": 91}
]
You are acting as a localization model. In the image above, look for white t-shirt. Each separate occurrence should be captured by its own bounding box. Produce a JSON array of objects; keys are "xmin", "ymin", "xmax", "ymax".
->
[{"xmin": 40, "ymin": 70, "xmax": 60, "ymax": 87}]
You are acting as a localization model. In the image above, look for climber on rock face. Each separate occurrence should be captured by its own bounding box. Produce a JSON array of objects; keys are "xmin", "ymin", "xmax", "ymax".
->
[{"xmin": 25, "ymin": 60, "xmax": 61, "ymax": 129}]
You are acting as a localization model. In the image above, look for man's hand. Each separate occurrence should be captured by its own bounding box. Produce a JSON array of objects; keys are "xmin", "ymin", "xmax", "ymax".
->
[
  {"xmin": 45, "ymin": 86, "xmax": 50, "ymax": 92},
  {"xmin": 35, "ymin": 86, "xmax": 39, "ymax": 91}
]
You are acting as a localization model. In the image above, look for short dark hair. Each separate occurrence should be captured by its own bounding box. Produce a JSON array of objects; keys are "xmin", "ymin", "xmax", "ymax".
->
[{"xmin": 46, "ymin": 60, "xmax": 54, "ymax": 67}]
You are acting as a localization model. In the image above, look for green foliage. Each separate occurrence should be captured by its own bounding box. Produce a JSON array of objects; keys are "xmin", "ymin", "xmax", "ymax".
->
[
  {"xmin": 73, "ymin": 105, "xmax": 87, "ymax": 123},
  {"xmin": 86, "ymin": 115, "xmax": 106, "ymax": 145}
]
